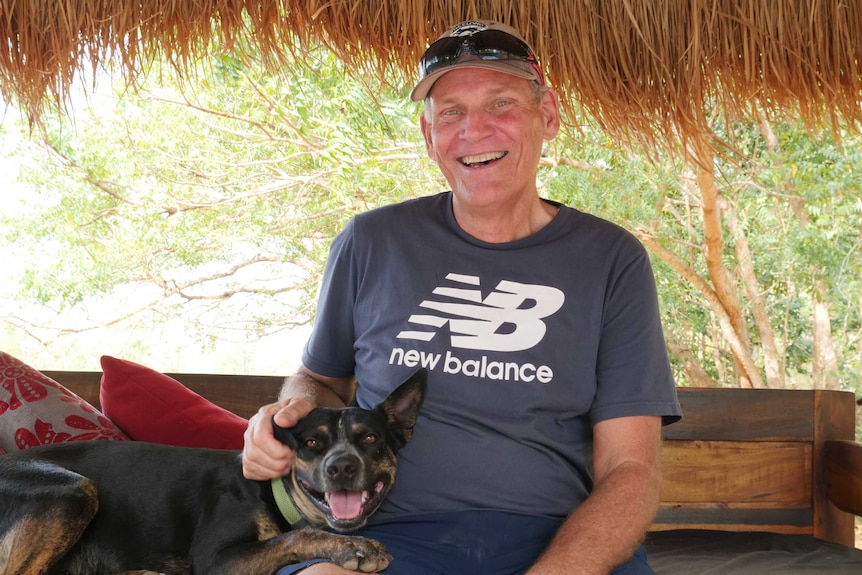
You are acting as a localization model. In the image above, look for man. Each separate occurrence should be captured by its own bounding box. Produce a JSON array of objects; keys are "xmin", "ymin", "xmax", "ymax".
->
[{"xmin": 243, "ymin": 20, "xmax": 681, "ymax": 575}]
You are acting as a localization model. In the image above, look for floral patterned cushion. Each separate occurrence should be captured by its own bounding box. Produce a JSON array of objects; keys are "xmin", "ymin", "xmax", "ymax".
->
[{"xmin": 0, "ymin": 351, "xmax": 128, "ymax": 451}]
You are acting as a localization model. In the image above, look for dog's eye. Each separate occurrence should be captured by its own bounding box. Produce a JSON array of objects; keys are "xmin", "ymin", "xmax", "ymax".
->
[
  {"xmin": 362, "ymin": 434, "xmax": 378, "ymax": 445},
  {"xmin": 305, "ymin": 438, "xmax": 321, "ymax": 449}
]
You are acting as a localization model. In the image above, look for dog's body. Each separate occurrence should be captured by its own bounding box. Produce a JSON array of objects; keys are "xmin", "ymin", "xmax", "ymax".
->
[{"xmin": 0, "ymin": 369, "xmax": 426, "ymax": 575}]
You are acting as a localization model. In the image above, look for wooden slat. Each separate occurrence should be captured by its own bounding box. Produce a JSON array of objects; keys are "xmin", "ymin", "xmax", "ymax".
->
[
  {"xmin": 651, "ymin": 508, "xmax": 814, "ymax": 534},
  {"xmin": 43, "ymin": 371, "xmax": 284, "ymax": 419},
  {"xmin": 665, "ymin": 388, "xmax": 816, "ymax": 441},
  {"xmin": 660, "ymin": 440, "xmax": 812, "ymax": 505},
  {"xmin": 43, "ymin": 371, "xmax": 102, "ymax": 408}
]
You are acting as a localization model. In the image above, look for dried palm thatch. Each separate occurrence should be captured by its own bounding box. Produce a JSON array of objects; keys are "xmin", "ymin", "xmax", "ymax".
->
[{"xmin": 2, "ymin": 0, "xmax": 861, "ymax": 151}]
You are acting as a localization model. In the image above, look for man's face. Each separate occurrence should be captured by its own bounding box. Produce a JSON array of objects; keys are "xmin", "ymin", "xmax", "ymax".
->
[{"xmin": 420, "ymin": 67, "xmax": 560, "ymax": 213}]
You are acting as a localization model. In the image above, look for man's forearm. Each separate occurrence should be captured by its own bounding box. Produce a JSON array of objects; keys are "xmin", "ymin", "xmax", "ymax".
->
[
  {"xmin": 525, "ymin": 460, "xmax": 662, "ymax": 575},
  {"xmin": 278, "ymin": 369, "xmax": 355, "ymax": 407}
]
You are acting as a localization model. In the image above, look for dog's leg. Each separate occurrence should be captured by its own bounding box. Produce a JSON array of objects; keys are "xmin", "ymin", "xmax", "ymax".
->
[
  {"xmin": 271, "ymin": 530, "xmax": 392, "ymax": 573},
  {"xmin": 204, "ymin": 530, "xmax": 392, "ymax": 575},
  {"xmin": 0, "ymin": 463, "xmax": 98, "ymax": 575}
]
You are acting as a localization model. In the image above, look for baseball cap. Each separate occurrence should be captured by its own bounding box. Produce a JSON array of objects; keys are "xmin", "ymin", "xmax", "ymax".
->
[{"xmin": 410, "ymin": 20, "xmax": 545, "ymax": 102}]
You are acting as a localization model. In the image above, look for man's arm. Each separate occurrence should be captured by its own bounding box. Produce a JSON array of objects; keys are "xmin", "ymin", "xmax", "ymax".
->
[
  {"xmin": 277, "ymin": 366, "xmax": 357, "ymax": 408},
  {"xmin": 526, "ymin": 415, "xmax": 663, "ymax": 575},
  {"xmin": 242, "ymin": 366, "xmax": 356, "ymax": 481}
]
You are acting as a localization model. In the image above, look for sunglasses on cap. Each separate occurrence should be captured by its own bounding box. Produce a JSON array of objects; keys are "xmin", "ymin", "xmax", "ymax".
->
[{"xmin": 417, "ymin": 29, "xmax": 544, "ymax": 85}]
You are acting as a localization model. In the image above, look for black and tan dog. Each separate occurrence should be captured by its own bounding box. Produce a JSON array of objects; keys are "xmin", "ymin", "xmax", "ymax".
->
[{"xmin": 0, "ymin": 369, "xmax": 426, "ymax": 575}]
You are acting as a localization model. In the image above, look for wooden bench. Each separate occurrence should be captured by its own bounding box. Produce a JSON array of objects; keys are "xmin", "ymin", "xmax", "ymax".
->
[
  {"xmin": 654, "ymin": 387, "xmax": 861, "ymax": 547},
  {"xmin": 45, "ymin": 371, "xmax": 862, "ymax": 561}
]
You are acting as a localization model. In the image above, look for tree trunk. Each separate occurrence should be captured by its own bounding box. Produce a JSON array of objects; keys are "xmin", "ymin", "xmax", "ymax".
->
[
  {"xmin": 637, "ymin": 230, "xmax": 765, "ymax": 389},
  {"xmin": 687, "ymin": 140, "xmax": 759, "ymax": 387},
  {"xmin": 812, "ymin": 280, "xmax": 840, "ymax": 390},
  {"xmin": 724, "ymin": 202, "xmax": 785, "ymax": 388},
  {"xmin": 667, "ymin": 339, "xmax": 716, "ymax": 387}
]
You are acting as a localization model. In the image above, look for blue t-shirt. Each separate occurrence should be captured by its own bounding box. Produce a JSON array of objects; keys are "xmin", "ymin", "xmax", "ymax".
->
[{"xmin": 302, "ymin": 192, "xmax": 681, "ymax": 518}]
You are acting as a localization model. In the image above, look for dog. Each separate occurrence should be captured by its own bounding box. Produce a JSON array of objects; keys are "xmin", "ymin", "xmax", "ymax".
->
[{"xmin": 0, "ymin": 368, "xmax": 426, "ymax": 575}]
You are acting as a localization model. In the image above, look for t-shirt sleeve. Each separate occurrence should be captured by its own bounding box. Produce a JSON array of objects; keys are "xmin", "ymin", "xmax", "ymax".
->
[
  {"xmin": 301, "ymin": 220, "xmax": 359, "ymax": 378},
  {"xmin": 590, "ymin": 237, "xmax": 681, "ymax": 426}
]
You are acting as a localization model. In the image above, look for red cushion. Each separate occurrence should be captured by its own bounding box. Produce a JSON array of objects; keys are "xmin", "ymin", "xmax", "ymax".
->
[
  {"xmin": 99, "ymin": 356, "xmax": 247, "ymax": 450},
  {"xmin": 0, "ymin": 351, "xmax": 128, "ymax": 451}
]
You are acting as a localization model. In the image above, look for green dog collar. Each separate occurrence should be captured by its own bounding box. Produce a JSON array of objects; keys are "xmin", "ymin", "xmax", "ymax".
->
[{"xmin": 271, "ymin": 477, "xmax": 307, "ymax": 528}]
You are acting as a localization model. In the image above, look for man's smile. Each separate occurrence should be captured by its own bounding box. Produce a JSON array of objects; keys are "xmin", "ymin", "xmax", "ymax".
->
[{"xmin": 459, "ymin": 151, "xmax": 508, "ymax": 167}]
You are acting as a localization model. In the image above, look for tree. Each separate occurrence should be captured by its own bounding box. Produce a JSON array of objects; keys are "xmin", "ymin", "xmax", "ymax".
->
[
  {"xmin": 2, "ymin": 44, "xmax": 861, "ymax": 394},
  {"xmin": 546, "ymin": 110, "xmax": 861, "ymax": 391},
  {"xmin": 2, "ymin": 48, "xmax": 442, "ymax": 353}
]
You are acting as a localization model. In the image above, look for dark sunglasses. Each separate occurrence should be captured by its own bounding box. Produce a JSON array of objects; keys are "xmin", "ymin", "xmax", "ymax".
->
[{"xmin": 418, "ymin": 30, "xmax": 544, "ymax": 85}]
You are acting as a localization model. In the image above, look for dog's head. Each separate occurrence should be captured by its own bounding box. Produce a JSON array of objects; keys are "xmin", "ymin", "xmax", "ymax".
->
[{"xmin": 272, "ymin": 368, "xmax": 427, "ymax": 532}]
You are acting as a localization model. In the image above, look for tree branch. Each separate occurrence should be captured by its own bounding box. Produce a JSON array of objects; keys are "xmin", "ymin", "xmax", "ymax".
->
[{"xmin": 637, "ymin": 228, "xmax": 766, "ymax": 388}]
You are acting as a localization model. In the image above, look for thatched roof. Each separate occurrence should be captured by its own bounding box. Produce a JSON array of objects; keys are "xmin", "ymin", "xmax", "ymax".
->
[{"xmin": 2, "ymin": 1, "xmax": 861, "ymax": 149}]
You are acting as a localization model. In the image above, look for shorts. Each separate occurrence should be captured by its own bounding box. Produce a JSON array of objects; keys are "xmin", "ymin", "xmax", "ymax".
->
[{"xmin": 275, "ymin": 510, "xmax": 655, "ymax": 575}]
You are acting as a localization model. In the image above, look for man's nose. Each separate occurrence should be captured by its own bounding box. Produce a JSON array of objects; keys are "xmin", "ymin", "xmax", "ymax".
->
[{"xmin": 461, "ymin": 110, "xmax": 494, "ymax": 140}]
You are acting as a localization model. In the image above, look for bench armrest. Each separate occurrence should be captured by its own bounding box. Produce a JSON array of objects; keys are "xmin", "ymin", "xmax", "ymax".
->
[{"xmin": 824, "ymin": 439, "xmax": 862, "ymax": 517}]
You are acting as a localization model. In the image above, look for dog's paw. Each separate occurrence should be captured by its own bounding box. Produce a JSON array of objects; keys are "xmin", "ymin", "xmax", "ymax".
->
[{"xmin": 332, "ymin": 535, "xmax": 392, "ymax": 573}]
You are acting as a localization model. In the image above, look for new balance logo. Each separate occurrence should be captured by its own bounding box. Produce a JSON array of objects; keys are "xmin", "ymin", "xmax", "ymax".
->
[{"xmin": 397, "ymin": 273, "xmax": 565, "ymax": 352}]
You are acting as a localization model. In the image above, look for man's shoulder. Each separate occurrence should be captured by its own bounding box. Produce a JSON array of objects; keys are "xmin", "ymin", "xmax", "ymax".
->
[
  {"xmin": 351, "ymin": 193, "xmax": 449, "ymax": 233},
  {"xmin": 564, "ymin": 205, "xmax": 627, "ymax": 232},
  {"xmin": 560, "ymin": 205, "xmax": 644, "ymax": 251},
  {"xmin": 358, "ymin": 192, "xmax": 448, "ymax": 219}
]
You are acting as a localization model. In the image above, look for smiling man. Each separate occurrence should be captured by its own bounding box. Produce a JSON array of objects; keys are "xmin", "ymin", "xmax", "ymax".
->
[
  {"xmin": 243, "ymin": 20, "xmax": 681, "ymax": 575},
  {"xmin": 419, "ymin": 66, "xmax": 560, "ymax": 243}
]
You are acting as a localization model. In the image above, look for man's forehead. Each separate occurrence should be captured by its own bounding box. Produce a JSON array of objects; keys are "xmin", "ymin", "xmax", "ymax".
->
[{"xmin": 428, "ymin": 69, "xmax": 533, "ymax": 100}]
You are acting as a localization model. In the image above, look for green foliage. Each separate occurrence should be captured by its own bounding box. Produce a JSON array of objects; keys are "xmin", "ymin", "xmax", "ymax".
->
[
  {"xmin": 1, "ymin": 43, "xmax": 861, "ymax": 399},
  {"xmin": 2, "ymin": 46, "xmax": 441, "ymax": 339},
  {"xmin": 544, "ymin": 116, "xmax": 862, "ymax": 393},
  {"xmin": 730, "ymin": 123, "xmax": 862, "ymax": 387}
]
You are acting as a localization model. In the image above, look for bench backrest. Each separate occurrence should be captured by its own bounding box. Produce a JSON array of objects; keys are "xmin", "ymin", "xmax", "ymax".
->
[
  {"xmin": 43, "ymin": 371, "xmax": 282, "ymax": 419},
  {"xmin": 656, "ymin": 387, "xmax": 856, "ymax": 546},
  {"xmin": 43, "ymin": 372, "xmax": 858, "ymax": 546}
]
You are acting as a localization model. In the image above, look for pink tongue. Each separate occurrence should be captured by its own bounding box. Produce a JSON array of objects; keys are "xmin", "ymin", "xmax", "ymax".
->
[{"xmin": 328, "ymin": 490, "xmax": 363, "ymax": 520}]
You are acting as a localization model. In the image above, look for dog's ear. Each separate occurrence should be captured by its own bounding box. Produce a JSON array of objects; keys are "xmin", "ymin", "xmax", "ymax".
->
[
  {"xmin": 377, "ymin": 368, "xmax": 427, "ymax": 449},
  {"xmin": 272, "ymin": 417, "xmax": 300, "ymax": 451}
]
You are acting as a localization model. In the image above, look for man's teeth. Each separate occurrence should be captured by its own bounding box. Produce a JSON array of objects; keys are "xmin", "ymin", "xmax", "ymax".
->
[{"xmin": 461, "ymin": 151, "xmax": 505, "ymax": 166}]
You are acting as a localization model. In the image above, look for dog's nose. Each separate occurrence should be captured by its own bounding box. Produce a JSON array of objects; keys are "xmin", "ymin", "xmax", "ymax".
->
[{"xmin": 325, "ymin": 454, "xmax": 361, "ymax": 481}]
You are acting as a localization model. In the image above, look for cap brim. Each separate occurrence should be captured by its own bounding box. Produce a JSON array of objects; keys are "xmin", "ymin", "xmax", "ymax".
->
[{"xmin": 409, "ymin": 61, "xmax": 539, "ymax": 101}]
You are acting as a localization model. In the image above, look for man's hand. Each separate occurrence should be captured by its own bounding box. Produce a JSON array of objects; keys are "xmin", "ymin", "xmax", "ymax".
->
[
  {"xmin": 242, "ymin": 366, "xmax": 355, "ymax": 481},
  {"xmin": 241, "ymin": 397, "xmax": 314, "ymax": 480}
]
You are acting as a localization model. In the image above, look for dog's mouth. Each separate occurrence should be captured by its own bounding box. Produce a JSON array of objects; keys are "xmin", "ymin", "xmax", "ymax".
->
[{"xmin": 300, "ymin": 479, "xmax": 389, "ymax": 530}]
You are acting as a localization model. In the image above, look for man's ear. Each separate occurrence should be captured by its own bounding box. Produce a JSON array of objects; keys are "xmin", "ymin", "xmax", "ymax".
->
[
  {"xmin": 419, "ymin": 111, "xmax": 435, "ymax": 159},
  {"xmin": 540, "ymin": 89, "xmax": 561, "ymax": 141}
]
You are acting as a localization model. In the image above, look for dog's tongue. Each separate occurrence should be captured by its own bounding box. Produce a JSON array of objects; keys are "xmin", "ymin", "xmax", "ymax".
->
[{"xmin": 328, "ymin": 490, "xmax": 363, "ymax": 520}]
